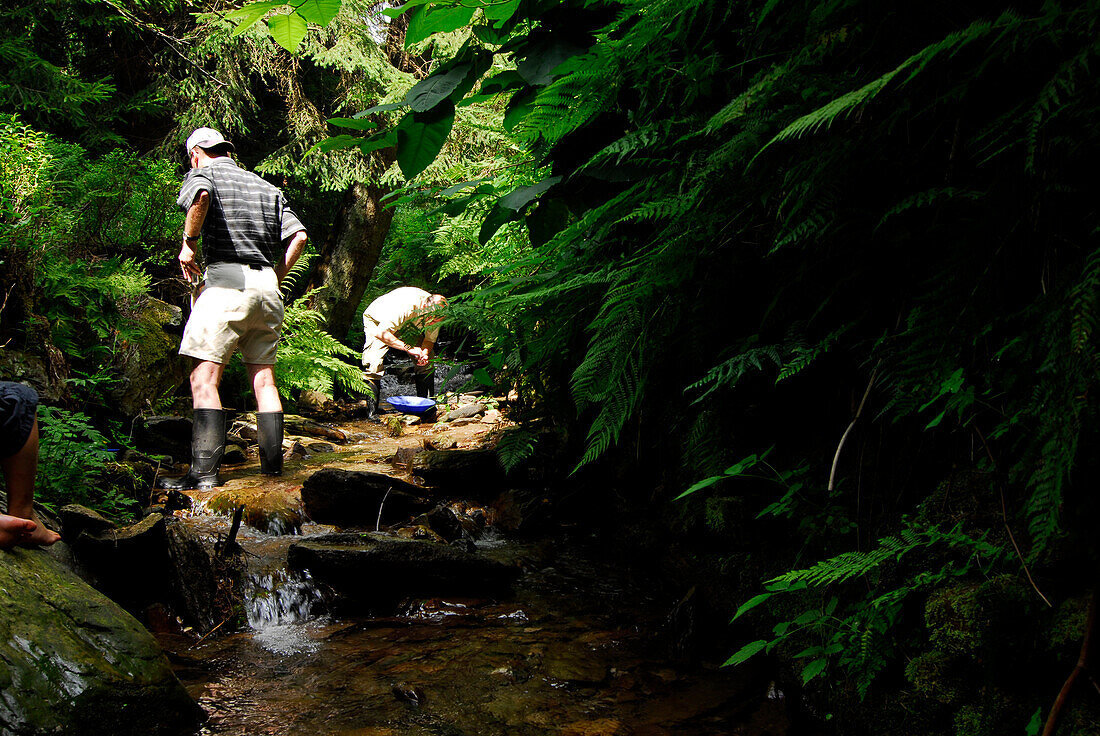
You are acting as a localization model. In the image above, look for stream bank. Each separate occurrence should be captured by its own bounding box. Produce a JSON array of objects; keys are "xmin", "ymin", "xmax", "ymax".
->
[{"xmin": 147, "ymin": 400, "xmax": 790, "ymax": 735}]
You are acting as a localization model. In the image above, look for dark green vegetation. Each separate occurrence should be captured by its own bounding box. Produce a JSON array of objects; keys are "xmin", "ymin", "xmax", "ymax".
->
[{"xmin": 3, "ymin": 0, "xmax": 1100, "ymax": 733}]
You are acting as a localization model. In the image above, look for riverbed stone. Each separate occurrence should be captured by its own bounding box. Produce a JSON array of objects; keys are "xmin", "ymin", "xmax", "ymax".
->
[
  {"xmin": 410, "ymin": 505, "xmax": 464, "ymax": 542},
  {"xmin": 442, "ymin": 402, "xmax": 485, "ymax": 422},
  {"xmin": 59, "ymin": 504, "xmax": 117, "ymax": 541},
  {"xmin": 287, "ymin": 532, "xmax": 521, "ymax": 603},
  {"xmin": 0, "ymin": 546, "xmax": 203, "ymax": 735},
  {"xmin": 411, "ymin": 448, "xmax": 508, "ymax": 495},
  {"xmin": 300, "ymin": 468, "xmax": 432, "ymax": 526}
]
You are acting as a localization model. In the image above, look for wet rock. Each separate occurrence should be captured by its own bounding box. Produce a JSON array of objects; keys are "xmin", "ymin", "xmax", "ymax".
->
[
  {"xmin": 300, "ymin": 468, "xmax": 432, "ymax": 526},
  {"xmin": 395, "ymin": 524, "xmax": 446, "ymax": 543},
  {"xmin": 70, "ymin": 514, "xmax": 224, "ymax": 632},
  {"xmin": 411, "ymin": 448, "xmax": 508, "ymax": 496},
  {"xmin": 449, "ymin": 418, "xmax": 479, "ymax": 427},
  {"xmin": 287, "ymin": 440, "xmax": 310, "ymax": 459},
  {"xmin": 297, "ymin": 389, "xmax": 335, "ymax": 416},
  {"xmin": 543, "ymin": 643, "xmax": 610, "ymax": 684},
  {"xmin": 206, "ymin": 489, "xmax": 304, "ymax": 536},
  {"xmin": 391, "ymin": 683, "xmax": 425, "ymax": 706},
  {"xmin": 59, "ymin": 504, "xmax": 117, "ymax": 541},
  {"xmin": 287, "ymin": 532, "xmax": 521, "ymax": 603},
  {"xmin": 481, "ymin": 409, "xmax": 502, "ymax": 424},
  {"xmin": 285, "ymin": 414, "xmax": 347, "ymax": 443},
  {"xmin": 0, "ymin": 546, "xmax": 203, "ymax": 735},
  {"xmin": 410, "ymin": 505, "xmax": 464, "ymax": 542},
  {"xmin": 222, "ymin": 443, "xmax": 247, "ymax": 465},
  {"xmin": 307, "ymin": 441, "xmax": 336, "ymax": 454},
  {"xmin": 231, "ymin": 420, "xmax": 258, "ymax": 443},
  {"xmin": 442, "ymin": 402, "xmax": 485, "ymax": 422},
  {"xmin": 402, "ymin": 414, "xmax": 422, "ymax": 426}
]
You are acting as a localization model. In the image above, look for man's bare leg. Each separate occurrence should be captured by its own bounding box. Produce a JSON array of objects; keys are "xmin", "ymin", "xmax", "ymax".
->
[
  {"xmin": 191, "ymin": 359, "xmax": 226, "ymax": 409},
  {"xmin": 246, "ymin": 364, "xmax": 282, "ymax": 413},
  {"xmin": 1, "ymin": 419, "xmax": 60, "ymax": 547}
]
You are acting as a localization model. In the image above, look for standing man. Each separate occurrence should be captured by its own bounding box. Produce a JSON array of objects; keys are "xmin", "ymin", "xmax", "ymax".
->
[
  {"xmin": 361, "ymin": 287, "xmax": 447, "ymax": 416},
  {"xmin": 158, "ymin": 127, "xmax": 308, "ymax": 491}
]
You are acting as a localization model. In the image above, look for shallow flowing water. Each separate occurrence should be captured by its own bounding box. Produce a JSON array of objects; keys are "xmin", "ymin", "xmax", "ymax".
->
[{"xmin": 158, "ymin": 459, "xmax": 786, "ymax": 734}]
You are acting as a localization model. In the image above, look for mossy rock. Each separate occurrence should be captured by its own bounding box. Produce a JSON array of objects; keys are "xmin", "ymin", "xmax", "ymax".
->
[
  {"xmin": 925, "ymin": 575, "xmax": 1033, "ymax": 656},
  {"xmin": 905, "ymin": 650, "xmax": 966, "ymax": 705},
  {"xmin": 0, "ymin": 546, "xmax": 202, "ymax": 735}
]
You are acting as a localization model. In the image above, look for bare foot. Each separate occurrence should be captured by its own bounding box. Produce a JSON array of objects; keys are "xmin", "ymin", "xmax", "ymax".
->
[
  {"xmin": 21, "ymin": 515, "xmax": 60, "ymax": 547},
  {"xmin": 0, "ymin": 514, "xmax": 38, "ymax": 549}
]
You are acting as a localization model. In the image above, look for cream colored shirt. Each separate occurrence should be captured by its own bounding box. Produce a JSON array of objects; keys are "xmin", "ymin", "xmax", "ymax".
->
[{"xmin": 363, "ymin": 287, "xmax": 440, "ymax": 343}]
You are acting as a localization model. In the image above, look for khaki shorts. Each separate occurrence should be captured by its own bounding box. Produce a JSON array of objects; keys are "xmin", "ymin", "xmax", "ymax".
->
[{"xmin": 180, "ymin": 263, "xmax": 283, "ymax": 365}]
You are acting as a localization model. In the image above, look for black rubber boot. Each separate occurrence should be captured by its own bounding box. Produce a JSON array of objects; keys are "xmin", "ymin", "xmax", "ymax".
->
[
  {"xmin": 414, "ymin": 370, "xmax": 435, "ymax": 399},
  {"xmin": 365, "ymin": 377, "xmax": 381, "ymax": 420},
  {"xmin": 257, "ymin": 411, "xmax": 284, "ymax": 476},
  {"xmin": 156, "ymin": 408, "xmax": 225, "ymax": 490}
]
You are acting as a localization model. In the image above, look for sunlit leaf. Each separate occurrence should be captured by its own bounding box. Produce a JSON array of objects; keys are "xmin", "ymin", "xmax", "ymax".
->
[
  {"xmin": 293, "ymin": 0, "xmax": 340, "ymax": 26},
  {"xmin": 405, "ymin": 4, "xmax": 476, "ymax": 48},
  {"xmin": 801, "ymin": 658, "xmax": 827, "ymax": 685},
  {"xmin": 406, "ymin": 64, "xmax": 471, "ymax": 112},
  {"xmin": 226, "ymin": 0, "xmax": 284, "ymax": 36},
  {"xmin": 268, "ymin": 11, "xmax": 307, "ymax": 52},
  {"xmin": 327, "ymin": 117, "xmax": 378, "ymax": 131}
]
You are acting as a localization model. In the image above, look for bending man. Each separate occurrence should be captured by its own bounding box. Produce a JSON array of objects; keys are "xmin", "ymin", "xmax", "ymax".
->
[
  {"xmin": 361, "ymin": 287, "xmax": 447, "ymax": 416},
  {"xmin": 158, "ymin": 127, "xmax": 308, "ymax": 491}
]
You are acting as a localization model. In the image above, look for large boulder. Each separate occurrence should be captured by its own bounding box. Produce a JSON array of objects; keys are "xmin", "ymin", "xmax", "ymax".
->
[
  {"xmin": 0, "ymin": 546, "xmax": 203, "ymax": 735},
  {"xmin": 70, "ymin": 515, "xmax": 222, "ymax": 633},
  {"xmin": 109, "ymin": 295, "xmax": 188, "ymax": 419},
  {"xmin": 287, "ymin": 532, "xmax": 520, "ymax": 605},
  {"xmin": 412, "ymin": 448, "xmax": 509, "ymax": 497},
  {"xmin": 300, "ymin": 468, "xmax": 432, "ymax": 526}
]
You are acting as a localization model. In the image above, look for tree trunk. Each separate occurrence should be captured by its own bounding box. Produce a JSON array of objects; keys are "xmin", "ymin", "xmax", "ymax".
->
[{"xmin": 306, "ymin": 179, "xmax": 396, "ymax": 341}]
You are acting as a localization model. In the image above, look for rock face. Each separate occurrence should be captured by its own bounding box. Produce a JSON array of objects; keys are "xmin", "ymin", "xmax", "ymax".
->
[
  {"xmin": 0, "ymin": 547, "xmax": 202, "ymax": 735},
  {"xmin": 287, "ymin": 533, "xmax": 520, "ymax": 605},
  {"xmin": 70, "ymin": 515, "xmax": 222, "ymax": 632},
  {"xmin": 300, "ymin": 468, "xmax": 432, "ymax": 526},
  {"xmin": 109, "ymin": 295, "xmax": 187, "ymax": 418},
  {"xmin": 412, "ymin": 448, "xmax": 508, "ymax": 497}
]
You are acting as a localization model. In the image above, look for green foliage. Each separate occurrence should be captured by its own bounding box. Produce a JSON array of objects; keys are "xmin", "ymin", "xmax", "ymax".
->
[
  {"xmin": 276, "ymin": 290, "xmax": 370, "ymax": 398},
  {"xmin": 35, "ymin": 406, "xmax": 139, "ymax": 521}
]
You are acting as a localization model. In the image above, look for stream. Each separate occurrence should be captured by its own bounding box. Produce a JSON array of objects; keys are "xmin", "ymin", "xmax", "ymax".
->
[{"xmin": 150, "ymin": 417, "xmax": 787, "ymax": 735}]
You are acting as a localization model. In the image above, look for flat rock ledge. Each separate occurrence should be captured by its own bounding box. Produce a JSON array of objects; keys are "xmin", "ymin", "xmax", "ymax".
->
[
  {"xmin": 0, "ymin": 546, "xmax": 202, "ymax": 736},
  {"xmin": 301, "ymin": 468, "xmax": 432, "ymax": 526},
  {"xmin": 287, "ymin": 532, "xmax": 520, "ymax": 604}
]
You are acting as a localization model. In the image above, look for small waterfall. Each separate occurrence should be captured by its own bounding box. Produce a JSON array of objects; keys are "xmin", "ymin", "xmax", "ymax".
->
[{"xmin": 243, "ymin": 567, "xmax": 326, "ymax": 655}]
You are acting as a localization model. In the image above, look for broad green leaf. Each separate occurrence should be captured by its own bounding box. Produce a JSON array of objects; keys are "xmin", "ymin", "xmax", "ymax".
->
[
  {"xmin": 732, "ymin": 592, "xmax": 772, "ymax": 620},
  {"xmin": 405, "ymin": 5, "xmax": 476, "ymax": 48},
  {"xmin": 355, "ymin": 103, "xmax": 404, "ymax": 117},
  {"xmin": 503, "ymin": 88, "xmax": 537, "ymax": 132},
  {"xmin": 473, "ymin": 23, "xmax": 510, "ymax": 45},
  {"xmin": 226, "ymin": 0, "xmax": 284, "ymax": 36},
  {"xmin": 381, "ymin": 0, "xmax": 430, "ymax": 20},
  {"xmin": 481, "ymin": 0, "xmax": 521, "ymax": 22},
  {"xmin": 395, "ymin": 103, "xmax": 455, "ymax": 180},
  {"xmin": 441, "ymin": 179, "xmax": 491, "ymax": 197},
  {"xmin": 525, "ymin": 197, "xmax": 569, "ymax": 247},
  {"xmin": 487, "ymin": 353, "xmax": 506, "ymax": 370},
  {"xmin": 327, "ymin": 117, "xmax": 378, "ymax": 131},
  {"xmin": 406, "ymin": 64, "xmax": 471, "ymax": 112},
  {"xmin": 801, "ymin": 658, "xmax": 827, "ymax": 685},
  {"xmin": 516, "ymin": 36, "xmax": 588, "ymax": 86},
  {"xmin": 674, "ymin": 474, "xmax": 722, "ymax": 501},
  {"xmin": 292, "ymin": 0, "xmax": 340, "ymax": 26},
  {"xmin": 268, "ymin": 12, "xmax": 307, "ymax": 52},
  {"xmin": 500, "ymin": 177, "xmax": 561, "ymax": 211},
  {"xmin": 481, "ymin": 70, "xmax": 525, "ymax": 96},
  {"xmin": 473, "ymin": 367, "xmax": 494, "ymax": 387},
  {"xmin": 793, "ymin": 646, "xmax": 823, "ymax": 658},
  {"xmin": 306, "ymin": 134, "xmax": 364, "ymax": 155},
  {"xmin": 723, "ymin": 639, "xmax": 768, "ymax": 667},
  {"xmin": 478, "ymin": 201, "xmax": 520, "ymax": 245}
]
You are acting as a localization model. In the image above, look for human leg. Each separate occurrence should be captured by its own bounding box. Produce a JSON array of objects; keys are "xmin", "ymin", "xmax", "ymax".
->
[
  {"xmin": 247, "ymin": 364, "xmax": 283, "ymax": 475},
  {"xmin": 157, "ymin": 360, "xmax": 227, "ymax": 491},
  {"xmin": 1, "ymin": 419, "xmax": 60, "ymax": 547}
]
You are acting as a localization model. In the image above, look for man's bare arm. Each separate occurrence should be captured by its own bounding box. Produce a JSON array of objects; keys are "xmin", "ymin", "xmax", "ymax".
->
[
  {"xmin": 179, "ymin": 191, "xmax": 210, "ymax": 280},
  {"xmin": 276, "ymin": 230, "xmax": 308, "ymax": 282}
]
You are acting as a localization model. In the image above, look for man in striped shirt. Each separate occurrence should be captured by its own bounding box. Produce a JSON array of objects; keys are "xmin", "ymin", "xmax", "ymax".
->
[{"xmin": 158, "ymin": 127, "xmax": 308, "ymax": 491}]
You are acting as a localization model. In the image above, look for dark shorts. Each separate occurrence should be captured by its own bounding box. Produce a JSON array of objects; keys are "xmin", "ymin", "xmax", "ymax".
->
[{"xmin": 0, "ymin": 382, "xmax": 38, "ymax": 460}]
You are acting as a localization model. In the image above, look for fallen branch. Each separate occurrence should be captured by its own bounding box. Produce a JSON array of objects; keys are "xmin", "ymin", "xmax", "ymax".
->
[
  {"xmin": 828, "ymin": 363, "xmax": 880, "ymax": 492},
  {"xmin": 1043, "ymin": 584, "xmax": 1098, "ymax": 736}
]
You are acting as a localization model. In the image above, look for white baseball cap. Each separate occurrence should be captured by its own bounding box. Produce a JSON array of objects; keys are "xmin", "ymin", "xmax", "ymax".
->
[{"xmin": 185, "ymin": 127, "xmax": 235, "ymax": 153}]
